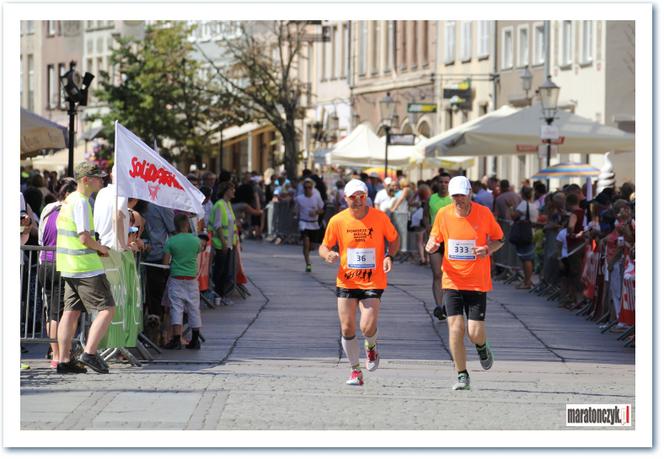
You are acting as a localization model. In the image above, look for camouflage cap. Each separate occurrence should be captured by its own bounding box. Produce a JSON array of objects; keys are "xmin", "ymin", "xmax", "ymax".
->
[{"xmin": 74, "ymin": 162, "xmax": 107, "ymax": 180}]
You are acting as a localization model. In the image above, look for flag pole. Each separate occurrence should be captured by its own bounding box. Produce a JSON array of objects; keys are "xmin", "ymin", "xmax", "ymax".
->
[{"xmin": 114, "ymin": 121, "xmax": 119, "ymax": 252}]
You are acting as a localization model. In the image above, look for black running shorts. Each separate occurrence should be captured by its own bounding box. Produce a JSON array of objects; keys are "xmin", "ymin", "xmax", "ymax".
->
[
  {"xmin": 336, "ymin": 287, "xmax": 384, "ymax": 300},
  {"xmin": 443, "ymin": 289, "xmax": 487, "ymax": 321}
]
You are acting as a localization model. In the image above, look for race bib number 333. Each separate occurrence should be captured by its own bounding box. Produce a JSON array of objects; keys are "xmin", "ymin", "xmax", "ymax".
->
[
  {"xmin": 347, "ymin": 248, "xmax": 376, "ymax": 269},
  {"xmin": 448, "ymin": 239, "xmax": 476, "ymax": 261}
]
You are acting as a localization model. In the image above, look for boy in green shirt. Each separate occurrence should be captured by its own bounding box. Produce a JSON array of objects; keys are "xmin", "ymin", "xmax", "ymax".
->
[{"xmin": 162, "ymin": 213, "xmax": 206, "ymax": 349}]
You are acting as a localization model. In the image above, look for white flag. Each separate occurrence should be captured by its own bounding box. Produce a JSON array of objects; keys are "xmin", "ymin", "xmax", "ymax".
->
[{"xmin": 114, "ymin": 121, "xmax": 205, "ymax": 217}]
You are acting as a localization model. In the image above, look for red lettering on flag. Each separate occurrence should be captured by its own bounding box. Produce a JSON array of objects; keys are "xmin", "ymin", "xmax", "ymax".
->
[{"xmin": 129, "ymin": 156, "xmax": 184, "ymax": 190}]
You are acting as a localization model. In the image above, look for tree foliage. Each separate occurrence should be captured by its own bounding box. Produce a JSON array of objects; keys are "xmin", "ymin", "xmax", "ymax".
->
[
  {"xmin": 199, "ymin": 21, "xmax": 310, "ymax": 179},
  {"xmin": 91, "ymin": 22, "xmax": 247, "ymax": 168}
]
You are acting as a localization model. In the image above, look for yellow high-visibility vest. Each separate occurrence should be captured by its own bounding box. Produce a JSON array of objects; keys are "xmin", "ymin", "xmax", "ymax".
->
[
  {"xmin": 208, "ymin": 199, "xmax": 238, "ymax": 250},
  {"xmin": 55, "ymin": 191, "xmax": 104, "ymax": 275}
]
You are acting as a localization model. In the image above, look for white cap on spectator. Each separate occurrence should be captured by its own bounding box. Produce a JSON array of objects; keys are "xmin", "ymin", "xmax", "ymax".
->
[
  {"xmin": 448, "ymin": 176, "xmax": 472, "ymax": 196},
  {"xmin": 384, "ymin": 177, "xmax": 393, "ymax": 186},
  {"xmin": 344, "ymin": 179, "xmax": 368, "ymax": 196}
]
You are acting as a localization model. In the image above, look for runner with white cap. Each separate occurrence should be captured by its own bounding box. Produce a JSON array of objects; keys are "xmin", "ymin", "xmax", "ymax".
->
[
  {"xmin": 426, "ymin": 175, "xmax": 504, "ymax": 390},
  {"xmin": 320, "ymin": 179, "xmax": 400, "ymax": 386}
]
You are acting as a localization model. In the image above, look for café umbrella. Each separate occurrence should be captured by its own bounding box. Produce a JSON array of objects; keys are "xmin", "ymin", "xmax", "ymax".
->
[{"xmin": 532, "ymin": 162, "xmax": 601, "ymax": 179}]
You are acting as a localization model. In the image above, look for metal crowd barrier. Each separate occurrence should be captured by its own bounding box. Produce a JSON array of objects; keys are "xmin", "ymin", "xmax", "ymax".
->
[
  {"xmin": 493, "ymin": 219, "xmax": 522, "ymax": 283},
  {"xmin": 21, "ymin": 245, "xmax": 61, "ymax": 343},
  {"xmin": 271, "ymin": 200, "xmax": 301, "ymax": 244}
]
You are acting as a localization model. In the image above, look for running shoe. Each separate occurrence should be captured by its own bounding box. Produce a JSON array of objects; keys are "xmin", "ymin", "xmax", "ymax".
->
[
  {"xmin": 185, "ymin": 340, "xmax": 201, "ymax": 350},
  {"xmin": 433, "ymin": 305, "xmax": 447, "ymax": 321},
  {"xmin": 452, "ymin": 372, "xmax": 470, "ymax": 390},
  {"xmin": 79, "ymin": 352, "xmax": 110, "ymax": 374},
  {"xmin": 56, "ymin": 360, "xmax": 87, "ymax": 374},
  {"xmin": 365, "ymin": 345, "xmax": 380, "ymax": 371},
  {"xmin": 477, "ymin": 342, "xmax": 494, "ymax": 370},
  {"xmin": 346, "ymin": 369, "xmax": 364, "ymax": 386},
  {"xmin": 50, "ymin": 360, "xmax": 58, "ymax": 369},
  {"xmin": 305, "ymin": 264, "xmax": 312, "ymax": 273},
  {"xmin": 20, "ymin": 362, "xmax": 31, "ymax": 371},
  {"xmin": 162, "ymin": 338, "xmax": 182, "ymax": 350}
]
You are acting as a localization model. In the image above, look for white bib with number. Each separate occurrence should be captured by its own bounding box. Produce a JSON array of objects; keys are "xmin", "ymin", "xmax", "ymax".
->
[
  {"xmin": 448, "ymin": 239, "xmax": 476, "ymax": 261},
  {"xmin": 347, "ymin": 248, "xmax": 376, "ymax": 269}
]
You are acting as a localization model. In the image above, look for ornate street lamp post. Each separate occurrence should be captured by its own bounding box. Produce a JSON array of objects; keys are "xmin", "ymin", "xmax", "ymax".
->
[
  {"xmin": 379, "ymin": 92, "xmax": 396, "ymax": 179},
  {"xmin": 60, "ymin": 61, "xmax": 94, "ymax": 177},
  {"xmin": 538, "ymin": 75, "xmax": 560, "ymax": 189},
  {"xmin": 520, "ymin": 66, "xmax": 533, "ymax": 102}
]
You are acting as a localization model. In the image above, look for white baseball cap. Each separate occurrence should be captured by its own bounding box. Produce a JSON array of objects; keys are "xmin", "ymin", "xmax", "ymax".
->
[
  {"xmin": 448, "ymin": 176, "xmax": 472, "ymax": 196},
  {"xmin": 344, "ymin": 179, "xmax": 368, "ymax": 197},
  {"xmin": 383, "ymin": 177, "xmax": 393, "ymax": 186}
]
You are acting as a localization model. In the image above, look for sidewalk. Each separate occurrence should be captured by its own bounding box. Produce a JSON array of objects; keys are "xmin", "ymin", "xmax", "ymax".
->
[{"xmin": 20, "ymin": 239, "xmax": 635, "ymax": 430}]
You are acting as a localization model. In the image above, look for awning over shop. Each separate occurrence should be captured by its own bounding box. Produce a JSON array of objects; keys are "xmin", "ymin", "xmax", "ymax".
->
[
  {"xmin": 418, "ymin": 104, "xmax": 635, "ymax": 157},
  {"xmin": 20, "ymin": 108, "xmax": 68, "ymax": 157}
]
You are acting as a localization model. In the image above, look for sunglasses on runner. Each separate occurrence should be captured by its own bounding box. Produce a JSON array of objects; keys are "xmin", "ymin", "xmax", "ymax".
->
[{"xmin": 348, "ymin": 193, "xmax": 366, "ymax": 200}]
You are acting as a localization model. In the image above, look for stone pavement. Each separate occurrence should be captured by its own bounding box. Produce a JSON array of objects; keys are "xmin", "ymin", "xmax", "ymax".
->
[{"xmin": 20, "ymin": 240, "xmax": 635, "ymax": 430}]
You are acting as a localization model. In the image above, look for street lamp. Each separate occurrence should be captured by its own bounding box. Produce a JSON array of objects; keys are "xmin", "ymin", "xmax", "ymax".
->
[
  {"xmin": 60, "ymin": 61, "xmax": 94, "ymax": 177},
  {"xmin": 379, "ymin": 92, "xmax": 396, "ymax": 179},
  {"xmin": 537, "ymin": 74, "xmax": 560, "ymax": 189},
  {"xmin": 520, "ymin": 66, "xmax": 533, "ymax": 101}
]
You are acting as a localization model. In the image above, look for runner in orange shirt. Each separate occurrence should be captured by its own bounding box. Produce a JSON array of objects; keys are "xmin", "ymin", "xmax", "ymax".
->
[
  {"xmin": 320, "ymin": 179, "xmax": 400, "ymax": 386},
  {"xmin": 426, "ymin": 175, "xmax": 504, "ymax": 390}
]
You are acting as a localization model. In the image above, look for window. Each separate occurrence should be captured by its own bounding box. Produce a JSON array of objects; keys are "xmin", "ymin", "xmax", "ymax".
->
[
  {"xmin": 384, "ymin": 21, "xmax": 393, "ymax": 72},
  {"xmin": 47, "ymin": 65, "xmax": 56, "ymax": 109},
  {"xmin": 517, "ymin": 25, "xmax": 529, "ymax": 67},
  {"xmin": 422, "ymin": 21, "xmax": 429, "ymax": 66},
  {"xmin": 534, "ymin": 24, "xmax": 545, "ymax": 65},
  {"xmin": 372, "ymin": 21, "xmax": 380, "ymax": 74},
  {"xmin": 97, "ymin": 37, "xmax": 104, "ymax": 54},
  {"xmin": 561, "ymin": 20, "xmax": 573, "ymax": 66},
  {"xmin": 47, "ymin": 21, "xmax": 57, "ymax": 36},
  {"xmin": 400, "ymin": 21, "xmax": 407, "ymax": 69},
  {"xmin": 25, "ymin": 21, "xmax": 34, "ymax": 34},
  {"xmin": 445, "ymin": 21, "xmax": 456, "ymax": 64},
  {"xmin": 477, "ymin": 21, "xmax": 490, "ymax": 58},
  {"xmin": 86, "ymin": 20, "xmax": 94, "ymax": 30},
  {"xmin": 320, "ymin": 38, "xmax": 327, "ymax": 81},
  {"xmin": 581, "ymin": 20, "xmax": 593, "ymax": 63},
  {"xmin": 58, "ymin": 63, "xmax": 66, "ymax": 108},
  {"xmin": 358, "ymin": 22, "xmax": 367, "ymax": 75},
  {"xmin": 97, "ymin": 57, "xmax": 104, "ymax": 77},
  {"xmin": 460, "ymin": 21, "xmax": 472, "ymax": 61},
  {"xmin": 341, "ymin": 23, "xmax": 347, "ymax": 78},
  {"xmin": 411, "ymin": 21, "xmax": 418, "ymax": 68},
  {"xmin": 331, "ymin": 25, "xmax": 337, "ymax": 79},
  {"xmin": 27, "ymin": 55, "xmax": 34, "ymax": 111},
  {"xmin": 501, "ymin": 27, "xmax": 513, "ymax": 69}
]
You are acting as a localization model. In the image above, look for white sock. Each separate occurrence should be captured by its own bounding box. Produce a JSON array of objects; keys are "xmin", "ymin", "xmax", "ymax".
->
[
  {"xmin": 365, "ymin": 331, "xmax": 378, "ymax": 350},
  {"xmin": 341, "ymin": 335, "xmax": 360, "ymax": 368}
]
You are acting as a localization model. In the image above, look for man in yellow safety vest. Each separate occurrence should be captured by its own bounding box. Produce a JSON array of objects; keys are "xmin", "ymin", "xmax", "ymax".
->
[{"xmin": 55, "ymin": 163, "xmax": 116, "ymax": 374}]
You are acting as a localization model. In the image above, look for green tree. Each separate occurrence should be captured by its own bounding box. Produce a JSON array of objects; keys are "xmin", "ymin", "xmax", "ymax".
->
[
  {"xmin": 91, "ymin": 22, "xmax": 236, "ymax": 169},
  {"xmin": 199, "ymin": 21, "xmax": 311, "ymax": 179}
]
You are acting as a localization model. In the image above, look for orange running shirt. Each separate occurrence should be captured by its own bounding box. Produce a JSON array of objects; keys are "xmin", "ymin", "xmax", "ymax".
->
[
  {"xmin": 430, "ymin": 202, "xmax": 504, "ymax": 292},
  {"xmin": 322, "ymin": 207, "xmax": 399, "ymax": 289}
]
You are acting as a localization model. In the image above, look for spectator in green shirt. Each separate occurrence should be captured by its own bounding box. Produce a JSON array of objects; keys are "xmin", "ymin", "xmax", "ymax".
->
[{"xmin": 162, "ymin": 213, "xmax": 206, "ymax": 350}]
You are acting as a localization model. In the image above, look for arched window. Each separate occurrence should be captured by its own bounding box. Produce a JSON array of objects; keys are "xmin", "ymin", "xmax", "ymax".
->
[{"xmin": 417, "ymin": 120, "xmax": 431, "ymax": 138}]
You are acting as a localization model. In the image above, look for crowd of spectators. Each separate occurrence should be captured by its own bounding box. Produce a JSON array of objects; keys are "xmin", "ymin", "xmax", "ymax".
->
[{"xmin": 20, "ymin": 162, "xmax": 636, "ymax": 359}]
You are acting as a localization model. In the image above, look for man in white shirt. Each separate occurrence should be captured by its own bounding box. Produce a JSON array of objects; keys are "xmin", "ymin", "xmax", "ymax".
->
[
  {"xmin": 373, "ymin": 177, "xmax": 394, "ymax": 212},
  {"xmin": 295, "ymin": 178, "xmax": 325, "ymax": 272},
  {"xmin": 94, "ymin": 166, "xmax": 130, "ymax": 251}
]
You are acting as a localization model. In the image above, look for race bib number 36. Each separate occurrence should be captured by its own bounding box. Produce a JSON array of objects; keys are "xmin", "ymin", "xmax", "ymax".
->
[
  {"xmin": 347, "ymin": 248, "xmax": 376, "ymax": 269},
  {"xmin": 448, "ymin": 239, "xmax": 476, "ymax": 261}
]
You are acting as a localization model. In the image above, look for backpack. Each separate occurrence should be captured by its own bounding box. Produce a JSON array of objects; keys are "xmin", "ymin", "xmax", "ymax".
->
[{"xmin": 509, "ymin": 202, "xmax": 533, "ymax": 246}]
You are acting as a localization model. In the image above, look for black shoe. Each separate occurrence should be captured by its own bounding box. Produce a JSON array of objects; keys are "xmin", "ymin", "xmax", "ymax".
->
[
  {"xmin": 56, "ymin": 360, "xmax": 88, "ymax": 374},
  {"xmin": 185, "ymin": 340, "xmax": 200, "ymax": 350},
  {"xmin": 162, "ymin": 338, "xmax": 182, "ymax": 350},
  {"xmin": 433, "ymin": 306, "xmax": 447, "ymax": 321},
  {"xmin": 79, "ymin": 352, "xmax": 109, "ymax": 374}
]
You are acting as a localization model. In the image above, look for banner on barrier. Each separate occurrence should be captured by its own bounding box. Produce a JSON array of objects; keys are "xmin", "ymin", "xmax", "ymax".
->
[{"xmin": 98, "ymin": 249, "xmax": 143, "ymax": 349}]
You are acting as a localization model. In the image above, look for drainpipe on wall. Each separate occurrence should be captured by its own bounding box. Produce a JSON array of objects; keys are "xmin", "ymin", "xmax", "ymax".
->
[
  {"xmin": 492, "ymin": 20, "xmax": 498, "ymax": 176},
  {"xmin": 434, "ymin": 20, "xmax": 441, "ymax": 135},
  {"xmin": 544, "ymin": 20, "xmax": 550, "ymax": 82},
  {"xmin": 347, "ymin": 20, "xmax": 355, "ymax": 128}
]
